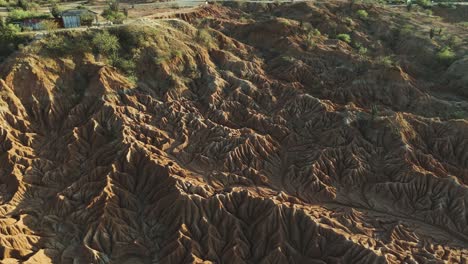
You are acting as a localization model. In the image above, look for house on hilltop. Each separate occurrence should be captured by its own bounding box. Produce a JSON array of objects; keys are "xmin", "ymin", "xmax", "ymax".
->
[{"xmin": 61, "ymin": 9, "xmax": 98, "ymax": 28}]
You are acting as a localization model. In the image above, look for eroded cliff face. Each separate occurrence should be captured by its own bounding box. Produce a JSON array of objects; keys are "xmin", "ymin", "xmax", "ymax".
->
[{"xmin": 0, "ymin": 2, "xmax": 467, "ymax": 264}]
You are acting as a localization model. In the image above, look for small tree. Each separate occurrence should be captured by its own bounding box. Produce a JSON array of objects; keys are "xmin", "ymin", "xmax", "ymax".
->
[
  {"xmin": 92, "ymin": 31, "xmax": 120, "ymax": 56},
  {"xmin": 0, "ymin": 20, "xmax": 20, "ymax": 42},
  {"xmin": 80, "ymin": 12, "xmax": 95, "ymax": 26},
  {"xmin": 50, "ymin": 3, "xmax": 62, "ymax": 18},
  {"xmin": 102, "ymin": 7, "xmax": 125, "ymax": 23}
]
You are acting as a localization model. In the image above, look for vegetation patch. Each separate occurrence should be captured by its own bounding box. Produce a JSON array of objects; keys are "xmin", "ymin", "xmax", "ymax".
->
[
  {"xmin": 378, "ymin": 56, "xmax": 396, "ymax": 67},
  {"xmin": 449, "ymin": 110, "xmax": 468, "ymax": 120},
  {"xmin": 92, "ymin": 31, "xmax": 120, "ymax": 56},
  {"xmin": 336, "ymin": 33, "xmax": 351, "ymax": 43},
  {"xmin": 102, "ymin": 0, "xmax": 126, "ymax": 24},
  {"xmin": 356, "ymin": 9, "xmax": 369, "ymax": 20},
  {"xmin": 42, "ymin": 32, "xmax": 92, "ymax": 55},
  {"xmin": 436, "ymin": 46, "xmax": 457, "ymax": 66},
  {"xmin": 0, "ymin": 21, "xmax": 30, "ymax": 60},
  {"xmin": 304, "ymin": 33, "xmax": 316, "ymax": 51},
  {"xmin": 7, "ymin": 9, "xmax": 50, "ymax": 22}
]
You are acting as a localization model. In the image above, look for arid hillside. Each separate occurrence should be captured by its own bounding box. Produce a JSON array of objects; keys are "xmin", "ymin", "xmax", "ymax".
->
[{"xmin": 0, "ymin": 2, "xmax": 467, "ymax": 263}]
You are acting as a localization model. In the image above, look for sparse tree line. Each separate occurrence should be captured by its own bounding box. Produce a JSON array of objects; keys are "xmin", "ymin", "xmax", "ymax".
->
[
  {"xmin": 0, "ymin": 0, "xmax": 132, "ymax": 60},
  {"xmin": 0, "ymin": 0, "xmax": 128, "ymax": 33}
]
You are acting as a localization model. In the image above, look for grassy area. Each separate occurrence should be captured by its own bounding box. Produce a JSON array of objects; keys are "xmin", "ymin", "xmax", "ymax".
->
[{"xmin": 7, "ymin": 9, "xmax": 51, "ymax": 22}]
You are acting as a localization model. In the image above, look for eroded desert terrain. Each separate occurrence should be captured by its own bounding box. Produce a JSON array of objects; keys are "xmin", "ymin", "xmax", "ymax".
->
[{"xmin": 0, "ymin": 2, "xmax": 468, "ymax": 263}]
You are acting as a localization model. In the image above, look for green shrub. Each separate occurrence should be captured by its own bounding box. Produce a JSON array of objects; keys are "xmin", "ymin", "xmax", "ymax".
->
[
  {"xmin": 0, "ymin": 0, "xmax": 10, "ymax": 7},
  {"xmin": 101, "ymin": 0, "xmax": 126, "ymax": 23},
  {"xmin": 448, "ymin": 35, "xmax": 462, "ymax": 47},
  {"xmin": 80, "ymin": 12, "xmax": 95, "ymax": 26},
  {"xmin": 42, "ymin": 32, "xmax": 92, "ymax": 55},
  {"xmin": 102, "ymin": 9, "xmax": 125, "ymax": 23},
  {"xmin": 281, "ymin": 56, "xmax": 296, "ymax": 63},
  {"xmin": 356, "ymin": 9, "xmax": 368, "ymax": 20},
  {"xmin": 378, "ymin": 56, "xmax": 394, "ymax": 67},
  {"xmin": 109, "ymin": 54, "xmax": 135, "ymax": 74},
  {"xmin": 0, "ymin": 21, "xmax": 20, "ymax": 41},
  {"xmin": 0, "ymin": 21, "xmax": 21, "ymax": 58},
  {"xmin": 353, "ymin": 42, "xmax": 369, "ymax": 56},
  {"xmin": 42, "ymin": 29, "xmax": 138, "ymax": 81},
  {"xmin": 358, "ymin": 46, "xmax": 368, "ymax": 55},
  {"xmin": 0, "ymin": 22, "xmax": 29, "ymax": 59},
  {"xmin": 110, "ymin": 25, "xmax": 160, "ymax": 51},
  {"xmin": 92, "ymin": 31, "xmax": 120, "ymax": 55},
  {"xmin": 336, "ymin": 33, "xmax": 351, "ymax": 43},
  {"xmin": 344, "ymin": 17, "xmax": 354, "ymax": 26},
  {"xmin": 436, "ymin": 46, "xmax": 456, "ymax": 65},
  {"xmin": 312, "ymin": 28, "xmax": 321, "ymax": 36},
  {"xmin": 302, "ymin": 25, "xmax": 320, "ymax": 37},
  {"xmin": 43, "ymin": 34, "xmax": 70, "ymax": 54}
]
